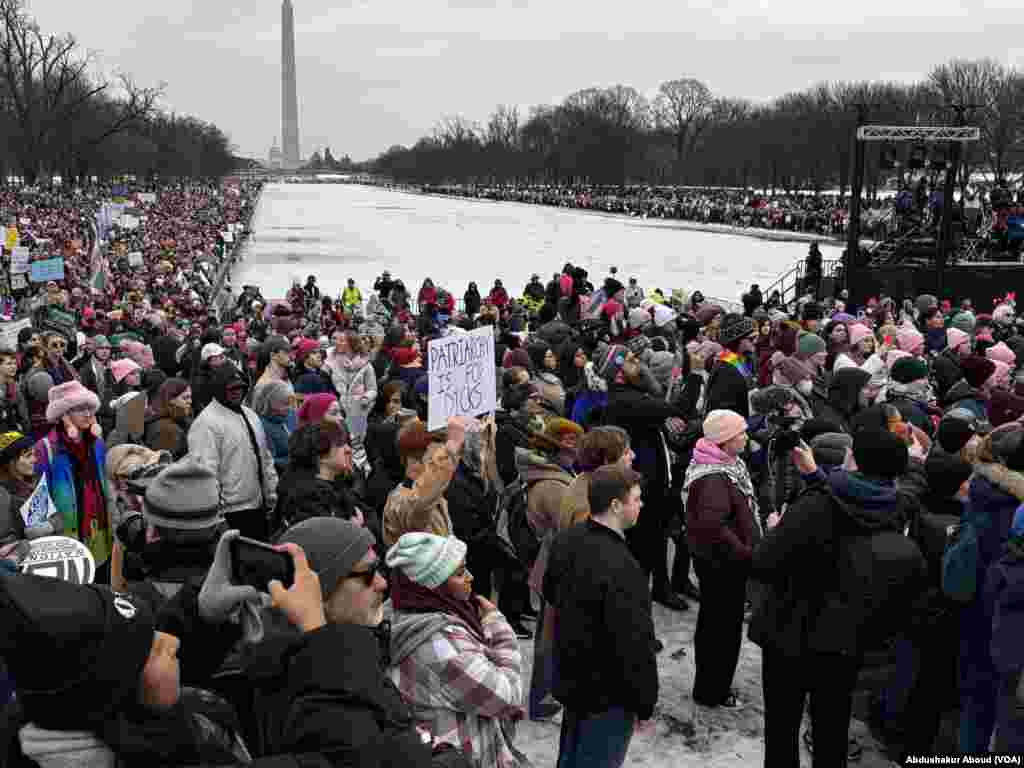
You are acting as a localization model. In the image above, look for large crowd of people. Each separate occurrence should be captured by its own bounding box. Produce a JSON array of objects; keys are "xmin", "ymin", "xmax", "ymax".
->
[{"xmin": 1, "ymin": 179, "xmax": 1023, "ymax": 768}]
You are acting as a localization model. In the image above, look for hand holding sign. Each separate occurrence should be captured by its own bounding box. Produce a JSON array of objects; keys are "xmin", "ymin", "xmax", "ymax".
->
[{"xmin": 427, "ymin": 327, "xmax": 496, "ymax": 430}]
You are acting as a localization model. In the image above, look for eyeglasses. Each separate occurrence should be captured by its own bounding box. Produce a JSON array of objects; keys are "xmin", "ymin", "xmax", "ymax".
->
[
  {"xmin": 347, "ymin": 559, "xmax": 381, "ymax": 586},
  {"xmin": 49, "ymin": 341, "xmax": 66, "ymax": 350}
]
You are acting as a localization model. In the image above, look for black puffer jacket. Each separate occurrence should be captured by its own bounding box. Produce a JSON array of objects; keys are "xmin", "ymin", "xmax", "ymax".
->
[
  {"xmin": 749, "ymin": 469, "xmax": 927, "ymax": 659},
  {"xmin": 247, "ymin": 620, "xmax": 436, "ymax": 767},
  {"xmin": 274, "ymin": 467, "xmax": 355, "ymax": 527},
  {"xmin": 811, "ymin": 367, "xmax": 870, "ymax": 433}
]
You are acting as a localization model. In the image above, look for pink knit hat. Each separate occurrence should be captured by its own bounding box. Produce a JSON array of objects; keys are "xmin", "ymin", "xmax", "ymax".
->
[
  {"xmin": 986, "ymin": 342, "xmax": 1016, "ymax": 367},
  {"xmin": 947, "ymin": 328, "xmax": 971, "ymax": 352},
  {"xmin": 46, "ymin": 381, "xmax": 101, "ymax": 423},
  {"xmin": 111, "ymin": 358, "xmax": 141, "ymax": 383},
  {"xmin": 896, "ymin": 328, "xmax": 924, "ymax": 354},
  {"xmin": 297, "ymin": 393, "xmax": 338, "ymax": 427},
  {"xmin": 988, "ymin": 359, "xmax": 1012, "ymax": 390},
  {"xmin": 703, "ymin": 409, "xmax": 747, "ymax": 445},
  {"xmin": 848, "ymin": 323, "xmax": 873, "ymax": 347}
]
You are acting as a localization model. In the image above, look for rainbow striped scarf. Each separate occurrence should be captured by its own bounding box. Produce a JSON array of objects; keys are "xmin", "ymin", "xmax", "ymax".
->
[{"xmin": 718, "ymin": 350, "xmax": 752, "ymax": 379}]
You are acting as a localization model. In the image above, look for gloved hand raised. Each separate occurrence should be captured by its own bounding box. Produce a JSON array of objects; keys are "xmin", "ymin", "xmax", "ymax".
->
[{"xmin": 199, "ymin": 529, "xmax": 270, "ymax": 644}]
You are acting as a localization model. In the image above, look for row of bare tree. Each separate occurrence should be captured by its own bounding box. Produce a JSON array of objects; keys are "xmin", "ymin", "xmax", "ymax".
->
[
  {"xmin": 0, "ymin": 0, "xmax": 237, "ymax": 184},
  {"xmin": 370, "ymin": 59, "xmax": 1024, "ymax": 193}
]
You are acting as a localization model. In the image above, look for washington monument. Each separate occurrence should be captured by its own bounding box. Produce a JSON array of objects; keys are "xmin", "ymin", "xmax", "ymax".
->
[{"xmin": 281, "ymin": 0, "xmax": 300, "ymax": 168}]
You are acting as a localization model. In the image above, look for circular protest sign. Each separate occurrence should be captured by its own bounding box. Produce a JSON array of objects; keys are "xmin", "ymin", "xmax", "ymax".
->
[{"xmin": 19, "ymin": 536, "xmax": 96, "ymax": 585}]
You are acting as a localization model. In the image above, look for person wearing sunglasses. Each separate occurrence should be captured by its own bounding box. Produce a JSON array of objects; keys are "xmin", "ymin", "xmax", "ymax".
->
[
  {"xmin": 43, "ymin": 331, "xmax": 79, "ymax": 386},
  {"xmin": 258, "ymin": 517, "xmax": 470, "ymax": 766}
]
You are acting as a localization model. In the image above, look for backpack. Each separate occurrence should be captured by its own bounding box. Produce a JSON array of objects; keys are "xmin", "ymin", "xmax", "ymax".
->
[
  {"xmin": 833, "ymin": 494, "xmax": 928, "ymax": 647},
  {"xmin": 495, "ymin": 476, "xmax": 540, "ymax": 567},
  {"xmin": 941, "ymin": 520, "xmax": 979, "ymax": 602}
]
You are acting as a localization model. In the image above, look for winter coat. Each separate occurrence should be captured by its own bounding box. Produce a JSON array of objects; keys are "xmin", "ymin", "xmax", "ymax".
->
[
  {"xmin": 243, "ymin": 614, "xmax": 437, "ymax": 766},
  {"xmin": 960, "ymin": 463, "xmax": 1023, "ymax": 693},
  {"xmin": 942, "ymin": 379, "xmax": 987, "ymax": 423},
  {"xmin": 811, "ymin": 367, "xmax": 871, "ymax": 433},
  {"xmin": 749, "ymin": 469, "xmax": 925, "ymax": 659},
  {"xmin": 382, "ymin": 445, "xmax": 458, "ymax": 548},
  {"xmin": 34, "ymin": 429, "xmax": 115, "ymax": 565},
  {"xmin": 19, "ymin": 581, "xmax": 247, "ymax": 768},
  {"xmin": 0, "ymin": 380, "xmax": 28, "ymax": 434},
  {"xmin": 684, "ymin": 440, "xmax": 760, "ymax": 563},
  {"xmin": 187, "ymin": 399, "xmax": 279, "ymax": 516},
  {"xmin": 388, "ymin": 608, "xmax": 527, "ymax": 768},
  {"xmin": 275, "ymin": 467, "xmax": 355, "ymax": 527},
  {"xmin": 494, "ymin": 410, "xmax": 533, "ymax": 487},
  {"xmin": 559, "ymin": 473, "xmax": 593, "ymax": 531},
  {"xmin": 22, "ymin": 368, "xmax": 53, "ymax": 438},
  {"xmin": 259, "ymin": 413, "xmax": 291, "ymax": 471},
  {"xmin": 542, "ymin": 519, "xmax": 658, "ymax": 720},
  {"xmin": 704, "ymin": 360, "xmax": 751, "ymax": 419},
  {"xmin": 143, "ymin": 414, "xmax": 189, "ymax": 459},
  {"xmin": 341, "ymin": 286, "xmax": 363, "ymax": 309},
  {"xmin": 190, "ymin": 363, "xmax": 217, "ymax": 418},
  {"xmin": 605, "ymin": 382, "xmax": 683, "ymax": 495},
  {"xmin": 989, "ymin": 388, "xmax": 1024, "ymax": 428},
  {"xmin": 536, "ymin": 319, "xmax": 572, "ymax": 349},
  {"xmin": 464, "ymin": 288, "xmax": 482, "ymax": 317},
  {"xmin": 932, "ymin": 349, "xmax": 965, "ymax": 401},
  {"xmin": 515, "ymin": 448, "xmax": 574, "ymax": 594}
]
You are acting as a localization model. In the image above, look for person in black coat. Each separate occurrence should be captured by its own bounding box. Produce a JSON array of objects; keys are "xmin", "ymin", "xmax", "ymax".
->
[
  {"xmin": 544, "ymin": 465, "xmax": 657, "ymax": 767},
  {"xmin": 705, "ymin": 313, "xmax": 757, "ymax": 419},
  {"xmin": 749, "ymin": 431, "xmax": 927, "ymax": 768},
  {"xmin": 462, "ymin": 282, "xmax": 481, "ymax": 317},
  {"xmin": 601, "ymin": 345, "xmax": 688, "ymax": 610}
]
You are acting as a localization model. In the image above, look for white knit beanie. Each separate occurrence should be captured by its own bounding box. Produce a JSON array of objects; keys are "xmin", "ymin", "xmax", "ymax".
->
[{"xmin": 385, "ymin": 533, "xmax": 467, "ymax": 589}]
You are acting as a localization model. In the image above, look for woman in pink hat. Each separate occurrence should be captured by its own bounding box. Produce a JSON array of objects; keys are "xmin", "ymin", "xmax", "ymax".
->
[
  {"xmin": 33, "ymin": 380, "xmax": 115, "ymax": 579},
  {"xmin": 683, "ymin": 409, "xmax": 760, "ymax": 710}
]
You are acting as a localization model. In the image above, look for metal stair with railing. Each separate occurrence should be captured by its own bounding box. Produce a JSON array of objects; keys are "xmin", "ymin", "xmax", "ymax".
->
[{"xmin": 762, "ymin": 257, "xmax": 841, "ymax": 311}]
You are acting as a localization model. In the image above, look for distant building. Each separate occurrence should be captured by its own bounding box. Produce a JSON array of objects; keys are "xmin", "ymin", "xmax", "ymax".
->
[
  {"xmin": 281, "ymin": 0, "xmax": 301, "ymax": 169},
  {"xmin": 268, "ymin": 137, "xmax": 283, "ymax": 169}
]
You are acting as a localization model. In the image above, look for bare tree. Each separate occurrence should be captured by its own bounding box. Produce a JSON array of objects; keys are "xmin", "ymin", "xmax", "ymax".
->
[{"xmin": 652, "ymin": 78, "xmax": 714, "ymax": 167}]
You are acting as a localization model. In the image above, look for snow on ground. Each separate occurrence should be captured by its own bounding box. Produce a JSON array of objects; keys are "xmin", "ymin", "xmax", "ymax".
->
[
  {"xmin": 513, "ymin": 568, "xmax": 898, "ymax": 767},
  {"xmin": 233, "ymin": 184, "xmax": 842, "ymax": 305}
]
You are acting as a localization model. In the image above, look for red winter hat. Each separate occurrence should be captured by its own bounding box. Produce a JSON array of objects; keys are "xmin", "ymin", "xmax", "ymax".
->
[
  {"xmin": 294, "ymin": 338, "xmax": 320, "ymax": 362},
  {"xmin": 391, "ymin": 345, "xmax": 419, "ymax": 366}
]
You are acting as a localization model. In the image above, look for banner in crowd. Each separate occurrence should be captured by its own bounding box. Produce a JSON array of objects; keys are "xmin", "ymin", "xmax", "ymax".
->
[
  {"xmin": 41, "ymin": 307, "xmax": 76, "ymax": 340},
  {"xmin": 0, "ymin": 318, "xmax": 32, "ymax": 349},
  {"xmin": 9, "ymin": 246, "xmax": 29, "ymax": 274},
  {"xmin": 137, "ymin": 192, "xmax": 157, "ymax": 205},
  {"xmin": 30, "ymin": 257, "xmax": 65, "ymax": 282},
  {"xmin": 20, "ymin": 536, "xmax": 95, "ymax": 585},
  {"xmin": 20, "ymin": 476, "xmax": 58, "ymax": 528},
  {"xmin": 426, "ymin": 326, "xmax": 496, "ymax": 431}
]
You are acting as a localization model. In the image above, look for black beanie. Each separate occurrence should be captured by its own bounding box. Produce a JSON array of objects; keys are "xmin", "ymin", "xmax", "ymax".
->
[
  {"xmin": 853, "ymin": 428, "xmax": 909, "ymax": 478},
  {"xmin": 0, "ymin": 574, "xmax": 155, "ymax": 730},
  {"xmin": 937, "ymin": 417, "xmax": 976, "ymax": 455}
]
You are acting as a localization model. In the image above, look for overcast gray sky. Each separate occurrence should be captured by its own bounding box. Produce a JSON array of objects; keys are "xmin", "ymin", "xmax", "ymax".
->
[{"xmin": 26, "ymin": 0, "xmax": 1024, "ymax": 163}]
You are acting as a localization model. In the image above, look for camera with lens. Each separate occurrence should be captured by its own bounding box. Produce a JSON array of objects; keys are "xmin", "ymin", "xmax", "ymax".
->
[{"xmin": 767, "ymin": 414, "xmax": 803, "ymax": 452}]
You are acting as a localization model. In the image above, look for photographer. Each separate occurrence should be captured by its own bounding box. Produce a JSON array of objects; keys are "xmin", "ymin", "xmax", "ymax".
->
[{"xmin": 749, "ymin": 386, "xmax": 814, "ymax": 525}]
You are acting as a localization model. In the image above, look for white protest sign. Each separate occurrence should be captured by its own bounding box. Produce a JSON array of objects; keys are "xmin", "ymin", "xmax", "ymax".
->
[
  {"xmin": 10, "ymin": 274, "xmax": 27, "ymax": 290},
  {"xmin": 20, "ymin": 536, "xmax": 95, "ymax": 585},
  {"xmin": 128, "ymin": 251, "xmax": 144, "ymax": 267},
  {"xmin": 9, "ymin": 246, "xmax": 29, "ymax": 274},
  {"xmin": 0, "ymin": 317, "xmax": 32, "ymax": 350},
  {"xmin": 221, "ymin": 231, "xmax": 234, "ymax": 243},
  {"xmin": 20, "ymin": 475, "xmax": 57, "ymax": 528},
  {"xmin": 427, "ymin": 326, "xmax": 496, "ymax": 431},
  {"xmin": 137, "ymin": 192, "xmax": 157, "ymax": 205}
]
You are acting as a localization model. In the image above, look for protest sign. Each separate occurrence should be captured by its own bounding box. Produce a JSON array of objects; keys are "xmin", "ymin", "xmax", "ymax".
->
[
  {"xmin": 4, "ymin": 227, "xmax": 17, "ymax": 250},
  {"xmin": 137, "ymin": 192, "xmax": 157, "ymax": 204},
  {"xmin": 30, "ymin": 257, "xmax": 64, "ymax": 282},
  {"xmin": 20, "ymin": 536, "xmax": 95, "ymax": 585},
  {"xmin": 21, "ymin": 475, "xmax": 58, "ymax": 529},
  {"xmin": 120, "ymin": 214, "xmax": 140, "ymax": 230},
  {"xmin": 128, "ymin": 251, "xmax": 144, "ymax": 267},
  {"xmin": 41, "ymin": 306, "xmax": 76, "ymax": 340},
  {"xmin": 10, "ymin": 274, "xmax": 27, "ymax": 290},
  {"xmin": 221, "ymin": 230, "xmax": 234, "ymax": 243},
  {"xmin": 0, "ymin": 318, "xmax": 32, "ymax": 350},
  {"xmin": 427, "ymin": 326, "xmax": 496, "ymax": 431},
  {"xmin": 9, "ymin": 246, "xmax": 29, "ymax": 274}
]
